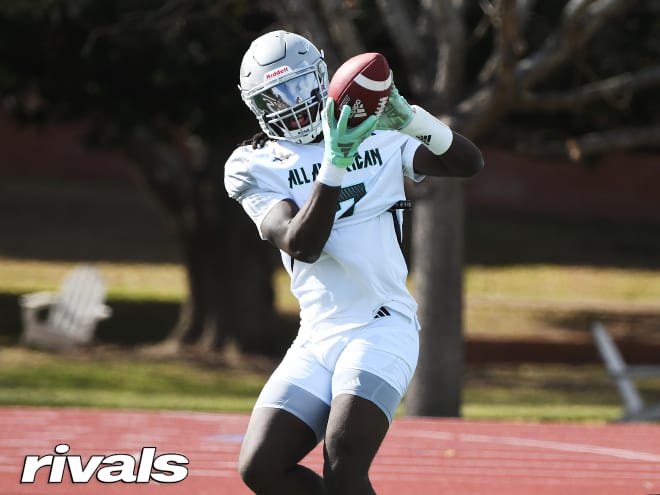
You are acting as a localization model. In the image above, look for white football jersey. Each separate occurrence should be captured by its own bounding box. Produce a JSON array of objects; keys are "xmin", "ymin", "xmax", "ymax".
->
[{"xmin": 225, "ymin": 130, "xmax": 423, "ymax": 341}]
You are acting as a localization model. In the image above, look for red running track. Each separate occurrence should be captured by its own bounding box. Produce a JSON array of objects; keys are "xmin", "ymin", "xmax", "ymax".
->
[{"xmin": 1, "ymin": 407, "xmax": 659, "ymax": 495}]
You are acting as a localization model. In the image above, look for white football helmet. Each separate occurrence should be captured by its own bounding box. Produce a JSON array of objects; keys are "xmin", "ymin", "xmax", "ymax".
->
[{"xmin": 239, "ymin": 30, "xmax": 328, "ymax": 144}]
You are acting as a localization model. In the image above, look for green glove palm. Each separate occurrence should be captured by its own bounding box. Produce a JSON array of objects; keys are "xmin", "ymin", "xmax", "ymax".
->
[
  {"xmin": 377, "ymin": 75, "xmax": 414, "ymax": 131},
  {"xmin": 322, "ymin": 98, "xmax": 379, "ymax": 168}
]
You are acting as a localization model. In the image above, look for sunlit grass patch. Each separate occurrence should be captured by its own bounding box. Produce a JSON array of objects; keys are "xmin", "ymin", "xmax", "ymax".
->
[
  {"xmin": 0, "ymin": 257, "xmax": 186, "ymax": 301},
  {"xmin": 465, "ymin": 264, "xmax": 660, "ymax": 306}
]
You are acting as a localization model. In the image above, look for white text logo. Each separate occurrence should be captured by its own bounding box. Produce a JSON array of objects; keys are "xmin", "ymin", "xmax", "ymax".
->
[{"xmin": 21, "ymin": 444, "xmax": 189, "ymax": 484}]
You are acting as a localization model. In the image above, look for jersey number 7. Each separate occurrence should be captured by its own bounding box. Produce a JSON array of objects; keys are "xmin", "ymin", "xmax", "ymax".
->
[{"xmin": 337, "ymin": 183, "xmax": 366, "ymax": 219}]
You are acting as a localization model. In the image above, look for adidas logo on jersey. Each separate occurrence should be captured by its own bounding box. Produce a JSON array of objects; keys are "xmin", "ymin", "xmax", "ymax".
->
[
  {"xmin": 350, "ymin": 99, "xmax": 367, "ymax": 119},
  {"xmin": 416, "ymin": 134, "xmax": 432, "ymax": 145}
]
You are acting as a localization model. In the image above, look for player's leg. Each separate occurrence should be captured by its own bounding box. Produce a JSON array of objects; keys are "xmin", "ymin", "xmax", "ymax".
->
[
  {"xmin": 239, "ymin": 405, "xmax": 325, "ymax": 494},
  {"xmin": 322, "ymin": 309, "xmax": 419, "ymax": 495},
  {"xmin": 322, "ymin": 392, "xmax": 390, "ymax": 495},
  {"xmin": 238, "ymin": 343, "xmax": 333, "ymax": 495}
]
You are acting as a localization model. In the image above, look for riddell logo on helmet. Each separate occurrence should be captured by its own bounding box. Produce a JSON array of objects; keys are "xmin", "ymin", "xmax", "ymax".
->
[
  {"xmin": 20, "ymin": 443, "xmax": 189, "ymax": 484},
  {"xmin": 265, "ymin": 66, "xmax": 291, "ymax": 80}
]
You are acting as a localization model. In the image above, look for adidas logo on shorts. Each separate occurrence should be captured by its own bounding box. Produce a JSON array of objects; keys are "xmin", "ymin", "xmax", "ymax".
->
[
  {"xmin": 346, "ymin": 377, "xmax": 361, "ymax": 389},
  {"xmin": 374, "ymin": 307, "xmax": 391, "ymax": 319}
]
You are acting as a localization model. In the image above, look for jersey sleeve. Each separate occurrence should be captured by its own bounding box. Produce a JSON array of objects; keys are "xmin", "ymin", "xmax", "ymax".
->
[
  {"xmin": 399, "ymin": 134, "xmax": 425, "ymax": 182},
  {"xmin": 224, "ymin": 146, "xmax": 288, "ymax": 239}
]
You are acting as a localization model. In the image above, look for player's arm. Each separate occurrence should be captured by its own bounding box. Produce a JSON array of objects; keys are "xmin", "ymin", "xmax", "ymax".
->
[
  {"xmin": 411, "ymin": 130, "xmax": 484, "ymax": 178},
  {"xmin": 261, "ymin": 99, "xmax": 378, "ymax": 263},
  {"xmin": 377, "ymin": 77, "xmax": 484, "ymax": 178},
  {"xmin": 261, "ymin": 184, "xmax": 340, "ymax": 264}
]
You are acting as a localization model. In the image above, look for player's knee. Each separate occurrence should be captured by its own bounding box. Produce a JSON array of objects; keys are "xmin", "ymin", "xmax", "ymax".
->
[
  {"xmin": 323, "ymin": 457, "xmax": 370, "ymax": 494},
  {"xmin": 238, "ymin": 450, "xmax": 273, "ymax": 492},
  {"xmin": 237, "ymin": 454, "xmax": 257, "ymax": 489},
  {"xmin": 323, "ymin": 443, "xmax": 371, "ymax": 494}
]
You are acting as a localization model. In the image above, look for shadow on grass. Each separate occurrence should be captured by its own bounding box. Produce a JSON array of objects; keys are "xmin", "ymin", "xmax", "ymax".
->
[
  {"xmin": 0, "ymin": 293, "xmax": 178, "ymax": 346},
  {"xmin": 94, "ymin": 299, "xmax": 180, "ymax": 344},
  {"xmin": 1, "ymin": 293, "xmax": 298, "ymax": 358},
  {"xmin": 544, "ymin": 310, "xmax": 660, "ymax": 342},
  {"xmin": 465, "ymin": 305, "xmax": 660, "ymax": 364}
]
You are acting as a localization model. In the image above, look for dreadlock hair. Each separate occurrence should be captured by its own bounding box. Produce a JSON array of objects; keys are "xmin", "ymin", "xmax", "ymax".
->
[{"xmin": 240, "ymin": 132, "xmax": 271, "ymax": 149}]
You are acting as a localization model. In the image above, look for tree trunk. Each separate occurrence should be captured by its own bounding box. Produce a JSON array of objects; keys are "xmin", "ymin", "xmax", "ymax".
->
[
  {"xmin": 216, "ymin": 193, "xmax": 283, "ymax": 354},
  {"xmin": 165, "ymin": 192, "xmax": 281, "ymax": 354},
  {"xmin": 128, "ymin": 133, "xmax": 282, "ymax": 355},
  {"xmin": 406, "ymin": 179, "xmax": 464, "ymax": 417},
  {"xmin": 165, "ymin": 195, "xmax": 228, "ymax": 351}
]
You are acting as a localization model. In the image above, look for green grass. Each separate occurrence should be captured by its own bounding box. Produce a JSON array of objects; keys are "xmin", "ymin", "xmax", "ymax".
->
[
  {"xmin": 465, "ymin": 264, "xmax": 660, "ymax": 305},
  {"xmin": 463, "ymin": 364, "xmax": 626, "ymax": 422},
  {"xmin": 0, "ymin": 347, "xmax": 265, "ymax": 412},
  {"xmin": 2, "ymin": 256, "xmax": 660, "ymax": 422},
  {"xmin": 3, "ymin": 347, "xmax": 659, "ymax": 422},
  {"xmin": 0, "ymin": 257, "xmax": 186, "ymax": 301}
]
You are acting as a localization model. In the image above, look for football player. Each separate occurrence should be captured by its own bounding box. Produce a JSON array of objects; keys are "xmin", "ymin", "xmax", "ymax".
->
[{"xmin": 225, "ymin": 30, "xmax": 483, "ymax": 495}]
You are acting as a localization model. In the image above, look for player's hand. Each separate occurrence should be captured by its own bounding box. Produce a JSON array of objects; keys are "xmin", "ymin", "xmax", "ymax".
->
[
  {"xmin": 376, "ymin": 73, "xmax": 414, "ymax": 131},
  {"xmin": 322, "ymin": 97, "xmax": 378, "ymax": 168}
]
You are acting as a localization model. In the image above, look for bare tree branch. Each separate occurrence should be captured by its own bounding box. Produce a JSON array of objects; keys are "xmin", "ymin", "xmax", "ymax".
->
[
  {"xmin": 515, "ymin": 0, "xmax": 631, "ymax": 89},
  {"xmin": 83, "ymin": 0, "xmax": 240, "ymax": 55},
  {"xmin": 469, "ymin": 0, "xmax": 590, "ymax": 84},
  {"xmin": 517, "ymin": 65, "xmax": 660, "ymax": 111},
  {"xmin": 494, "ymin": 0, "xmax": 521, "ymax": 84},
  {"xmin": 427, "ymin": 0, "xmax": 467, "ymax": 107},
  {"xmin": 318, "ymin": 0, "xmax": 366, "ymax": 61},
  {"xmin": 274, "ymin": 0, "xmax": 342, "ymax": 69},
  {"xmin": 374, "ymin": 0, "xmax": 428, "ymax": 94},
  {"xmin": 515, "ymin": 0, "xmax": 537, "ymax": 30},
  {"xmin": 451, "ymin": 0, "xmax": 519, "ymax": 138},
  {"xmin": 562, "ymin": 0, "xmax": 598, "ymax": 20},
  {"xmin": 456, "ymin": 0, "xmax": 635, "ymax": 138},
  {"xmin": 516, "ymin": 126, "xmax": 660, "ymax": 160}
]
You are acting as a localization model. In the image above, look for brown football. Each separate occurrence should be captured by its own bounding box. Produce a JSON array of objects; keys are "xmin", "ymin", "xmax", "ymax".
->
[{"xmin": 327, "ymin": 52, "xmax": 392, "ymax": 128}]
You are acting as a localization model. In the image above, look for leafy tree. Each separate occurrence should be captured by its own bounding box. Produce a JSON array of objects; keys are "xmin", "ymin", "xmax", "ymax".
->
[
  {"xmin": 270, "ymin": 0, "xmax": 660, "ymax": 416},
  {"xmin": 2, "ymin": 0, "xmax": 659, "ymax": 416},
  {"xmin": 0, "ymin": 0, "xmax": 287, "ymax": 354}
]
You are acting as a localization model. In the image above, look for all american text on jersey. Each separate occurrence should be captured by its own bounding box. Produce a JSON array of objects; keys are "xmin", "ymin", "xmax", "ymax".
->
[{"xmin": 287, "ymin": 147, "xmax": 383, "ymax": 188}]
